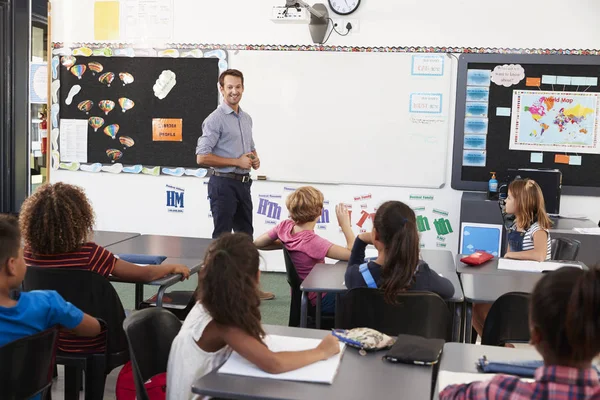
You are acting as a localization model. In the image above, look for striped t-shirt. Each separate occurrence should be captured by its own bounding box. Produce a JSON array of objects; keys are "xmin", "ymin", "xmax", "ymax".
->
[
  {"xmin": 514, "ymin": 222, "xmax": 552, "ymax": 260},
  {"xmin": 24, "ymin": 242, "xmax": 117, "ymax": 353}
]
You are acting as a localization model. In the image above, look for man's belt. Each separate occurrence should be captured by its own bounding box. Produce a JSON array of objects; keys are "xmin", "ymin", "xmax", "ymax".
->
[{"xmin": 212, "ymin": 171, "xmax": 251, "ymax": 183}]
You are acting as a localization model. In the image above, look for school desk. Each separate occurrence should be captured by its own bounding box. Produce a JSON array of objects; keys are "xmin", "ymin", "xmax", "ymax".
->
[
  {"xmin": 91, "ymin": 230, "xmax": 140, "ymax": 247},
  {"xmin": 300, "ymin": 249, "xmax": 464, "ymax": 341},
  {"xmin": 456, "ymin": 256, "xmax": 587, "ymax": 343},
  {"xmin": 192, "ymin": 324, "xmax": 434, "ymax": 400},
  {"xmin": 105, "ymin": 234, "xmax": 212, "ymax": 258},
  {"xmin": 433, "ymin": 342, "xmax": 541, "ymax": 400},
  {"xmin": 109, "ymin": 257, "xmax": 202, "ymax": 308}
]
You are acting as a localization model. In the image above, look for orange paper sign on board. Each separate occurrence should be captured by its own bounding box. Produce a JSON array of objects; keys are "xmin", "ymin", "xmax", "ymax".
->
[
  {"xmin": 152, "ymin": 118, "xmax": 182, "ymax": 141},
  {"xmin": 526, "ymin": 77, "xmax": 541, "ymax": 87},
  {"xmin": 554, "ymin": 154, "xmax": 570, "ymax": 164}
]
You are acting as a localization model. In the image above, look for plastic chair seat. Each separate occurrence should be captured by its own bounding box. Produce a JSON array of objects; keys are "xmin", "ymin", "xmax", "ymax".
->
[
  {"xmin": 139, "ymin": 290, "xmax": 195, "ymax": 320},
  {"xmin": 482, "ymin": 292, "xmax": 530, "ymax": 347},
  {"xmin": 24, "ymin": 267, "xmax": 130, "ymax": 400},
  {"xmin": 335, "ymin": 288, "xmax": 452, "ymax": 340},
  {"xmin": 0, "ymin": 326, "xmax": 58, "ymax": 400},
  {"xmin": 123, "ymin": 308, "xmax": 182, "ymax": 400}
]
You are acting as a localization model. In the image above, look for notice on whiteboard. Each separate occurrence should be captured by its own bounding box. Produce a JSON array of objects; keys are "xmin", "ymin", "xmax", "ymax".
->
[
  {"xmin": 411, "ymin": 55, "xmax": 445, "ymax": 76},
  {"xmin": 409, "ymin": 93, "xmax": 443, "ymax": 114},
  {"xmin": 59, "ymin": 119, "xmax": 88, "ymax": 163},
  {"xmin": 120, "ymin": 0, "xmax": 174, "ymax": 42}
]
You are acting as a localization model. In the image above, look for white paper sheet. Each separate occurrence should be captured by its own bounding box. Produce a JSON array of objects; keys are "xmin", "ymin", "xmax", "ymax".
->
[
  {"xmin": 59, "ymin": 119, "xmax": 88, "ymax": 163},
  {"xmin": 218, "ymin": 335, "xmax": 345, "ymax": 384},
  {"xmin": 498, "ymin": 258, "xmax": 581, "ymax": 273},
  {"xmin": 437, "ymin": 371, "xmax": 534, "ymax": 393},
  {"xmin": 573, "ymin": 227, "xmax": 600, "ymax": 235},
  {"xmin": 120, "ymin": 0, "xmax": 174, "ymax": 42}
]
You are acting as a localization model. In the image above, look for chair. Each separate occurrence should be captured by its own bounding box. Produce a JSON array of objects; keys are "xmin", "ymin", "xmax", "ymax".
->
[
  {"xmin": 283, "ymin": 248, "xmax": 334, "ymax": 329},
  {"xmin": 123, "ymin": 308, "xmax": 182, "ymax": 400},
  {"xmin": 335, "ymin": 288, "xmax": 452, "ymax": 340},
  {"xmin": 0, "ymin": 326, "xmax": 58, "ymax": 400},
  {"xmin": 138, "ymin": 290, "xmax": 196, "ymax": 320},
  {"xmin": 551, "ymin": 237, "xmax": 581, "ymax": 261},
  {"xmin": 481, "ymin": 292, "xmax": 530, "ymax": 346},
  {"xmin": 24, "ymin": 267, "xmax": 129, "ymax": 400}
]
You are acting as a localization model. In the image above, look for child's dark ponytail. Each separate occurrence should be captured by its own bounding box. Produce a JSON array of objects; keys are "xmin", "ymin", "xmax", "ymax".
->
[
  {"xmin": 373, "ymin": 201, "xmax": 420, "ymax": 304},
  {"xmin": 565, "ymin": 267, "xmax": 600, "ymax": 362},
  {"xmin": 196, "ymin": 233, "xmax": 265, "ymax": 342},
  {"xmin": 531, "ymin": 266, "xmax": 600, "ymax": 363}
]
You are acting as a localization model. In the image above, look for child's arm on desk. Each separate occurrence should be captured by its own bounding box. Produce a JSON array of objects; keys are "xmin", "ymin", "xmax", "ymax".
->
[
  {"xmin": 222, "ymin": 326, "xmax": 340, "ymax": 374},
  {"xmin": 254, "ymin": 233, "xmax": 283, "ymax": 250}
]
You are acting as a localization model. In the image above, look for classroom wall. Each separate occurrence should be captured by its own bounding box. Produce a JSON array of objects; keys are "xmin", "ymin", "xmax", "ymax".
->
[{"xmin": 50, "ymin": 0, "xmax": 600, "ymax": 271}]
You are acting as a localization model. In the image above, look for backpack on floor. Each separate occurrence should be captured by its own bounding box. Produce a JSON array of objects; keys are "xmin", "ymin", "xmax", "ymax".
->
[{"xmin": 116, "ymin": 361, "xmax": 167, "ymax": 400}]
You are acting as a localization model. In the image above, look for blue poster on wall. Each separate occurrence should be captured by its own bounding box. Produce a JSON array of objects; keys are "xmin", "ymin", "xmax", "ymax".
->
[{"xmin": 460, "ymin": 223, "xmax": 503, "ymax": 256}]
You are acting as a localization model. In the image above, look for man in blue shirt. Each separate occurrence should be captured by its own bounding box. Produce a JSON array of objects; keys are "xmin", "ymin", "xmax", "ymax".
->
[{"xmin": 196, "ymin": 69, "xmax": 274, "ymax": 300}]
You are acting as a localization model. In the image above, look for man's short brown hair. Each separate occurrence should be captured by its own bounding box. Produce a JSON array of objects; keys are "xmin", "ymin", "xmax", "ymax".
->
[
  {"xmin": 285, "ymin": 186, "xmax": 324, "ymax": 224},
  {"xmin": 219, "ymin": 69, "xmax": 244, "ymax": 88}
]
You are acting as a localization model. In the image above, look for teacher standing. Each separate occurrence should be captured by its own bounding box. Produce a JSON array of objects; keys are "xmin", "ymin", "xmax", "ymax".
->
[{"xmin": 196, "ymin": 69, "xmax": 274, "ymax": 300}]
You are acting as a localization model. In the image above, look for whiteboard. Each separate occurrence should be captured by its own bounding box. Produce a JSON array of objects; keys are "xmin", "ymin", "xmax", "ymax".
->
[{"xmin": 232, "ymin": 51, "xmax": 453, "ymax": 188}]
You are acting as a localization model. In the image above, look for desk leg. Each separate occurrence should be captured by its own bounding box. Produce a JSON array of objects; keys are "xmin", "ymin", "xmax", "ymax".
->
[
  {"xmin": 300, "ymin": 292, "xmax": 308, "ymax": 328},
  {"xmin": 464, "ymin": 301, "xmax": 473, "ymax": 344},
  {"xmin": 452, "ymin": 302, "xmax": 462, "ymax": 343},
  {"xmin": 135, "ymin": 284, "xmax": 144, "ymax": 310},
  {"xmin": 334, "ymin": 293, "xmax": 341, "ymax": 329},
  {"xmin": 315, "ymin": 292, "xmax": 322, "ymax": 330}
]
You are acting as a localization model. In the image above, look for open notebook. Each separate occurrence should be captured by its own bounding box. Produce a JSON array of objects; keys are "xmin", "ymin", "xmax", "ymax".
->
[
  {"xmin": 498, "ymin": 259, "xmax": 582, "ymax": 273},
  {"xmin": 219, "ymin": 335, "xmax": 346, "ymax": 384}
]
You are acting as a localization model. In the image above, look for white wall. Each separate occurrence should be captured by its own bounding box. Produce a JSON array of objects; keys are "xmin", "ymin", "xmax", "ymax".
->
[{"xmin": 49, "ymin": 0, "xmax": 600, "ymax": 271}]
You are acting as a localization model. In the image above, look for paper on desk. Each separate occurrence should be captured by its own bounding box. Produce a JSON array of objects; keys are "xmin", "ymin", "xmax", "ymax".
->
[
  {"xmin": 219, "ymin": 335, "xmax": 345, "ymax": 384},
  {"xmin": 437, "ymin": 371, "xmax": 534, "ymax": 392},
  {"xmin": 573, "ymin": 227, "xmax": 600, "ymax": 235},
  {"xmin": 364, "ymin": 248, "xmax": 378, "ymax": 259},
  {"xmin": 498, "ymin": 258, "xmax": 581, "ymax": 273}
]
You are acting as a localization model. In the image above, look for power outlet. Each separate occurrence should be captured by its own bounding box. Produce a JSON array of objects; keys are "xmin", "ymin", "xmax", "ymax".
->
[{"xmin": 334, "ymin": 18, "xmax": 360, "ymax": 34}]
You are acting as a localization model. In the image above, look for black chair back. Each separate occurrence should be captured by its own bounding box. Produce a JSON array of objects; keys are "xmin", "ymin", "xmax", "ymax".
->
[
  {"xmin": 123, "ymin": 308, "xmax": 182, "ymax": 400},
  {"xmin": 336, "ymin": 288, "xmax": 452, "ymax": 340},
  {"xmin": 283, "ymin": 248, "xmax": 304, "ymax": 327},
  {"xmin": 0, "ymin": 326, "xmax": 58, "ymax": 400},
  {"xmin": 24, "ymin": 266, "xmax": 129, "ymax": 355},
  {"xmin": 482, "ymin": 292, "xmax": 530, "ymax": 346},
  {"xmin": 551, "ymin": 237, "xmax": 581, "ymax": 261}
]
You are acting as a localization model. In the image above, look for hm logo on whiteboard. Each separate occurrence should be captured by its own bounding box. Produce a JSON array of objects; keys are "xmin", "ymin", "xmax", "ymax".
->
[{"xmin": 166, "ymin": 185, "xmax": 184, "ymax": 213}]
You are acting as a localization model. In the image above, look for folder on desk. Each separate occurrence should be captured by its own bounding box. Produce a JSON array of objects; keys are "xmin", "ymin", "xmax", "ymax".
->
[
  {"xmin": 219, "ymin": 335, "xmax": 345, "ymax": 384},
  {"xmin": 498, "ymin": 259, "xmax": 581, "ymax": 273}
]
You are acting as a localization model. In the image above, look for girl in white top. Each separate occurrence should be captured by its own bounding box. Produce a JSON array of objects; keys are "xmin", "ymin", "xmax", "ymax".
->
[
  {"xmin": 472, "ymin": 178, "xmax": 553, "ymax": 337},
  {"xmin": 504, "ymin": 178, "xmax": 553, "ymax": 261},
  {"xmin": 166, "ymin": 233, "xmax": 340, "ymax": 400}
]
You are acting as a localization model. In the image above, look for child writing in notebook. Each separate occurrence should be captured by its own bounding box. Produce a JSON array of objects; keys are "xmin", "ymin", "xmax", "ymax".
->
[
  {"xmin": 441, "ymin": 266, "xmax": 600, "ymax": 399},
  {"xmin": 19, "ymin": 182, "xmax": 190, "ymax": 354},
  {"xmin": 167, "ymin": 233, "xmax": 340, "ymax": 400},
  {"xmin": 345, "ymin": 201, "xmax": 454, "ymax": 302},
  {"xmin": 472, "ymin": 178, "xmax": 552, "ymax": 336},
  {"xmin": 254, "ymin": 186, "xmax": 355, "ymax": 313}
]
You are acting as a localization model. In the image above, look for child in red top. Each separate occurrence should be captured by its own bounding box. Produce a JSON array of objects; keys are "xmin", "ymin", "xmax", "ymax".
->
[{"xmin": 19, "ymin": 182, "xmax": 190, "ymax": 353}]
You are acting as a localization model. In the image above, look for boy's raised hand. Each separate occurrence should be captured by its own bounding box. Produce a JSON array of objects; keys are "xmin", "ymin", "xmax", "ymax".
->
[{"xmin": 335, "ymin": 204, "xmax": 351, "ymax": 228}]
